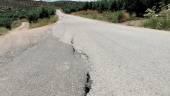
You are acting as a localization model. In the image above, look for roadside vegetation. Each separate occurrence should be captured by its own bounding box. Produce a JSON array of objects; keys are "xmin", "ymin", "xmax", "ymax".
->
[
  {"xmin": 0, "ymin": 0, "xmax": 47, "ymax": 9},
  {"xmin": 0, "ymin": 7, "xmax": 56, "ymax": 34},
  {"xmin": 30, "ymin": 16, "xmax": 58, "ymax": 28},
  {"xmin": 63, "ymin": 0, "xmax": 169, "ymax": 16},
  {"xmin": 0, "ymin": 27, "xmax": 9, "ymax": 35},
  {"xmin": 63, "ymin": 0, "xmax": 170, "ymax": 31},
  {"xmin": 144, "ymin": 4, "xmax": 170, "ymax": 30},
  {"xmin": 73, "ymin": 10, "xmax": 130, "ymax": 23}
]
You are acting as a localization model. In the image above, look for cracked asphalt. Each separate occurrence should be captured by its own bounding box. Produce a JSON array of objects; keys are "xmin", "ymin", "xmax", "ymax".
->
[
  {"xmin": 0, "ymin": 22, "xmax": 89, "ymax": 96},
  {"xmin": 0, "ymin": 10, "xmax": 170, "ymax": 96},
  {"xmin": 54, "ymin": 11, "xmax": 170, "ymax": 96}
]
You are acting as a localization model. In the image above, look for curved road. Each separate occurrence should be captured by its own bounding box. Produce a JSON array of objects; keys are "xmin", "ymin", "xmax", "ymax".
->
[{"xmin": 0, "ymin": 11, "xmax": 170, "ymax": 96}]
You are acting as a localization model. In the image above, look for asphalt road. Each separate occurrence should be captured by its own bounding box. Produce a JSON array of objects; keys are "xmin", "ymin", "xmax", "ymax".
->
[
  {"xmin": 0, "ymin": 22, "xmax": 89, "ymax": 96},
  {"xmin": 53, "ymin": 11, "xmax": 170, "ymax": 96},
  {"xmin": 0, "ymin": 11, "xmax": 170, "ymax": 96}
]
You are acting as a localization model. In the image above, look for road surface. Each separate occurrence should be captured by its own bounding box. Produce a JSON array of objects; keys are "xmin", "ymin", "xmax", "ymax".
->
[
  {"xmin": 0, "ymin": 11, "xmax": 170, "ymax": 96},
  {"xmin": 54, "ymin": 11, "xmax": 170, "ymax": 96},
  {"xmin": 0, "ymin": 22, "xmax": 89, "ymax": 96}
]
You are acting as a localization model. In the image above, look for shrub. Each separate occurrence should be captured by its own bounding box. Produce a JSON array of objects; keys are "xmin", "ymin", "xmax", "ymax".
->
[
  {"xmin": 111, "ymin": 11, "xmax": 124, "ymax": 23},
  {"xmin": 40, "ymin": 7, "xmax": 50, "ymax": 18},
  {"xmin": 0, "ymin": 7, "xmax": 56, "ymax": 28},
  {"xmin": 144, "ymin": 4, "xmax": 170, "ymax": 30},
  {"xmin": 30, "ymin": 16, "xmax": 58, "ymax": 28},
  {"xmin": 0, "ymin": 17, "xmax": 13, "ymax": 29},
  {"xmin": 62, "ymin": 0, "xmax": 170, "ymax": 16},
  {"xmin": 27, "ymin": 9, "xmax": 40, "ymax": 22},
  {"xmin": 103, "ymin": 10, "xmax": 129, "ymax": 23},
  {"xmin": 144, "ymin": 18, "xmax": 170, "ymax": 30}
]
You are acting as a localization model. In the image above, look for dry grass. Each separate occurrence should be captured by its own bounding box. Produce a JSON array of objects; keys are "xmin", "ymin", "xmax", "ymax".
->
[
  {"xmin": 30, "ymin": 16, "xmax": 58, "ymax": 28},
  {"xmin": 72, "ymin": 10, "xmax": 130, "ymax": 23},
  {"xmin": 0, "ymin": 27, "xmax": 9, "ymax": 35},
  {"xmin": 122, "ymin": 18, "xmax": 148, "ymax": 27},
  {"xmin": 72, "ymin": 10, "xmax": 151, "ymax": 28},
  {"xmin": 11, "ymin": 20, "xmax": 23, "ymax": 29},
  {"xmin": 0, "ymin": 19, "xmax": 25, "ymax": 35},
  {"xmin": 72, "ymin": 10, "xmax": 103, "ymax": 19}
]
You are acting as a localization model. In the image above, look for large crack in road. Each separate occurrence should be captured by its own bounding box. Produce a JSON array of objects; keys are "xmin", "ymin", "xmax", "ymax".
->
[
  {"xmin": 54, "ymin": 11, "xmax": 170, "ymax": 96},
  {"xmin": 0, "ymin": 27, "xmax": 91, "ymax": 96},
  {"xmin": 1, "ymin": 10, "xmax": 170, "ymax": 96},
  {"xmin": 70, "ymin": 38, "xmax": 92, "ymax": 96}
]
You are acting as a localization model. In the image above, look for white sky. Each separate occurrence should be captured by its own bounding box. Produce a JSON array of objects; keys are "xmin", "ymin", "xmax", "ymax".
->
[{"xmin": 37, "ymin": 0, "xmax": 95, "ymax": 2}]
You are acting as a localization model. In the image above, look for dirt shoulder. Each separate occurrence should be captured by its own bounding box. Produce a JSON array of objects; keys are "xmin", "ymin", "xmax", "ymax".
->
[{"xmin": 0, "ymin": 22, "xmax": 54, "ymax": 55}]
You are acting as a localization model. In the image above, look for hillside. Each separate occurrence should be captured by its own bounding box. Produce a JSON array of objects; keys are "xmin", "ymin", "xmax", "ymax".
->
[
  {"xmin": 0, "ymin": 0, "xmax": 47, "ymax": 9},
  {"xmin": 0, "ymin": 0, "xmax": 82, "ymax": 10}
]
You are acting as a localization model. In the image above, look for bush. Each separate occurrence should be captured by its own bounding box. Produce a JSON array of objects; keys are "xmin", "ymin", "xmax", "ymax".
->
[
  {"xmin": 40, "ymin": 7, "xmax": 51, "ymax": 18},
  {"xmin": 0, "ymin": 7, "xmax": 56, "ymax": 28},
  {"xmin": 27, "ymin": 9, "xmax": 41, "ymax": 22},
  {"xmin": 63, "ymin": 0, "xmax": 170, "ymax": 16},
  {"xmin": 103, "ymin": 10, "xmax": 129, "ymax": 23},
  {"xmin": 30, "ymin": 16, "xmax": 58, "ymax": 28},
  {"xmin": 0, "ymin": 17, "xmax": 13, "ymax": 29},
  {"xmin": 63, "ymin": 4, "xmax": 84, "ymax": 14},
  {"xmin": 144, "ymin": 4, "xmax": 170, "ymax": 30},
  {"xmin": 144, "ymin": 18, "xmax": 170, "ymax": 30}
]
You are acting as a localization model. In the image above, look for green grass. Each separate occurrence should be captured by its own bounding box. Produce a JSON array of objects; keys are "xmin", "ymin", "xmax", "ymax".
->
[
  {"xmin": 74, "ymin": 9, "xmax": 170, "ymax": 31},
  {"xmin": 0, "ymin": 27, "xmax": 9, "ymax": 35},
  {"xmin": 103, "ymin": 11, "xmax": 126, "ymax": 23},
  {"xmin": 0, "ymin": 19, "xmax": 23, "ymax": 35},
  {"xmin": 144, "ymin": 18, "xmax": 170, "ymax": 30},
  {"xmin": 143, "ymin": 4, "xmax": 170, "ymax": 31},
  {"xmin": 30, "ymin": 16, "xmax": 58, "ymax": 28}
]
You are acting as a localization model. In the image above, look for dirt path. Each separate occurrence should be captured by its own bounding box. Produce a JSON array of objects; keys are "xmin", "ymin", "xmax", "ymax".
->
[
  {"xmin": 0, "ymin": 22, "xmax": 54, "ymax": 56},
  {"xmin": 13, "ymin": 22, "xmax": 29, "ymax": 31}
]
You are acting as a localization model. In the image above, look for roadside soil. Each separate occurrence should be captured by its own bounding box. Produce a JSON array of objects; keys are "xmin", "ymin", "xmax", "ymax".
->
[{"xmin": 0, "ymin": 22, "xmax": 54, "ymax": 56}]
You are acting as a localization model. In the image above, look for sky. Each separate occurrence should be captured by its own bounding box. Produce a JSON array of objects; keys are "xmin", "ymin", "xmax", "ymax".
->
[{"xmin": 37, "ymin": 0, "xmax": 95, "ymax": 2}]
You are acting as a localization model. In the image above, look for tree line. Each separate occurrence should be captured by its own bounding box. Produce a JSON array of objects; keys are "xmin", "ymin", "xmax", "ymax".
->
[
  {"xmin": 0, "ymin": 7, "xmax": 56, "ymax": 29},
  {"xmin": 63, "ymin": 0, "xmax": 170, "ymax": 16},
  {"xmin": 0, "ymin": 0, "xmax": 48, "ymax": 10}
]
